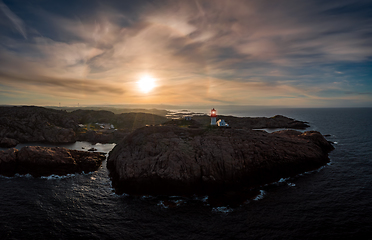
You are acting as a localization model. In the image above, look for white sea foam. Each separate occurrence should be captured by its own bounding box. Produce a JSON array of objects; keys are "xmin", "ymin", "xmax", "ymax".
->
[
  {"xmin": 111, "ymin": 192, "xmax": 129, "ymax": 197},
  {"xmin": 0, "ymin": 175, "xmax": 13, "ymax": 179},
  {"xmin": 253, "ymin": 190, "xmax": 266, "ymax": 201},
  {"xmin": 278, "ymin": 177, "xmax": 290, "ymax": 183},
  {"xmin": 141, "ymin": 195, "xmax": 154, "ymax": 199},
  {"xmin": 157, "ymin": 198, "xmax": 185, "ymax": 208},
  {"xmin": 1, "ymin": 173, "xmax": 33, "ymax": 179},
  {"xmin": 287, "ymin": 183, "xmax": 296, "ymax": 187},
  {"xmin": 157, "ymin": 200, "xmax": 169, "ymax": 209},
  {"xmin": 212, "ymin": 206, "xmax": 233, "ymax": 213},
  {"xmin": 40, "ymin": 173, "xmax": 77, "ymax": 180},
  {"xmin": 192, "ymin": 195, "xmax": 209, "ymax": 202},
  {"xmin": 14, "ymin": 173, "xmax": 33, "ymax": 178}
]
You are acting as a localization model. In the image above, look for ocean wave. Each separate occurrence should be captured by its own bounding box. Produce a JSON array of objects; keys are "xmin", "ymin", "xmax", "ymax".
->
[
  {"xmin": 40, "ymin": 174, "xmax": 77, "ymax": 180},
  {"xmin": 212, "ymin": 206, "xmax": 234, "ymax": 213},
  {"xmin": 157, "ymin": 200, "xmax": 169, "ymax": 209},
  {"xmin": 253, "ymin": 190, "xmax": 266, "ymax": 201},
  {"xmin": 157, "ymin": 199, "xmax": 186, "ymax": 209},
  {"xmin": 0, "ymin": 173, "xmax": 33, "ymax": 179}
]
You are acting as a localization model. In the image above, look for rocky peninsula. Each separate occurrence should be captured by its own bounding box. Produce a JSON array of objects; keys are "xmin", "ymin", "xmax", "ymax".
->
[
  {"xmin": 107, "ymin": 126, "xmax": 334, "ymax": 196},
  {"xmin": 0, "ymin": 106, "xmax": 167, "ymax": 146},
  {"xmin": 0, "ymin": 146, "xmax": 106, "ymax": 177}
]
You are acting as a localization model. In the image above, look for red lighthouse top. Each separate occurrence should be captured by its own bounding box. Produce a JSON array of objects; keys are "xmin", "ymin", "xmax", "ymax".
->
[{"xmin": 211, "ymin": 108, "xmax": 217, "ymax": 117}]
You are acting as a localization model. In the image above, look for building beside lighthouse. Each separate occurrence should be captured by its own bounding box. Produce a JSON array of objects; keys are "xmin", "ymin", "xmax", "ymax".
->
[
  {"xmin": 210, "ymin": 108, "xmax": 217, "ymax": 125},
  {"xmin": 217, "ymin": 119, "xmax": 229, "ymax": 127}
]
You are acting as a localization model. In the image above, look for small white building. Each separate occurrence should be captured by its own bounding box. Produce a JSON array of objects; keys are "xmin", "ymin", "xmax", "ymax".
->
[
  {"xmin": 185, "ymin": 116, "xmax": 192, "ymax": 121},
  {"xmin": 217, "ymin": 119, "xmax": 229, "ymax": 127}
]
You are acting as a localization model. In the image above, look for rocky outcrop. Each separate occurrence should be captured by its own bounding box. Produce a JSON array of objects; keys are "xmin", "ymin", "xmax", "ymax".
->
[
  {"xmin": 107, "ymin": 126, "xmax": 333, "ymax": 195},
  {"xmin": 0, "ymin": 146, "xmax": 106, "ymax": 177},
  {"xmin": 0, "ymin": 137, "xmax": 19, "ymax": 148},
  {"xmin": 0, "ymin": 106, "xmax": 77, "ymax": 144},
  {"xmin": 192, "ymin": 114, "xmax": 310, "ymax": 129}
]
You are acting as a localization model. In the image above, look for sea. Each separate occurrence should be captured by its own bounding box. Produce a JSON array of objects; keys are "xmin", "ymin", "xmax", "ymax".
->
[{"xmin": 0, "ymin": 108, "xmax": 371, "ymax": 239}]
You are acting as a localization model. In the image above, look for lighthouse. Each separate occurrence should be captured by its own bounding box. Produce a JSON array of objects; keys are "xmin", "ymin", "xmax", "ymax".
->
[{"xmin": 210, "ymin": 108, "xmax": 217, "ymax": 125}]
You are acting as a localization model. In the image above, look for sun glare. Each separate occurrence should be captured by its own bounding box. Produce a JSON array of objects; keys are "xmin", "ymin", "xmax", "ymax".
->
[{"xmin": 137, "ymin": 75, "xmax": 156, "ymax": 93}]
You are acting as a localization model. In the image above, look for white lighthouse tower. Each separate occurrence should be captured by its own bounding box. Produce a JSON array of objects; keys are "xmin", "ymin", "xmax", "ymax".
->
[{"xmin": 210, "ymin": 108, "xmax": 217, "ymax": 126}]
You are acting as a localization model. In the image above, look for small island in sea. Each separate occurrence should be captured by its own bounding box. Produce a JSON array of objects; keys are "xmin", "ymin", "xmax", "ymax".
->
[
  {"xmin": 108, "ymin": 117, "xmax": 333, "ymax": 199},
  {"xmin": 0, "ymin": 106, "xmax": 334, "ymax": 201}
]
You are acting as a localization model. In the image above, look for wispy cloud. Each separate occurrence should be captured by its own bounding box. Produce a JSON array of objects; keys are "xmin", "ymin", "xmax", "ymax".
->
[
  {"xmin": 0, "ymin": 0, "xmax": 371, "ymax": 106},
  {"xmin": 0, "ymin": 0, "xmax": 27, "ymax": 39}
]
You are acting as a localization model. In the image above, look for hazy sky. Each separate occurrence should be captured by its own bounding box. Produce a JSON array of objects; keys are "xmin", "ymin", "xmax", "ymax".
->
[{"xmin": 0, "ymin": 0, "xmax": 371, "ymax": 107}]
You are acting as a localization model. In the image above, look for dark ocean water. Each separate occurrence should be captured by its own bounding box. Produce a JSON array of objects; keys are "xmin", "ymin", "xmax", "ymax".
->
[{"xmin": 1, "ymin": 108, "xmax": 371, "ymax": 239}]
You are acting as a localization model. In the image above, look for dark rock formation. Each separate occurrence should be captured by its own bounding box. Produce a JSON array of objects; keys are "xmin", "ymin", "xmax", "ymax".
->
[
  {"xmin": 0, "ymin": 146, "xmax": 106, "ymax": 177},
  {"xmin": 107, "ymin": 126, "xmax": 333, "ymax": 196},
  {"xmin": 0, "ymin": 106, "xmax": 77, "ymax": 143},
  {"xmin": 0, "ymin": 137, "xmax": 19, "ymax": 148}
]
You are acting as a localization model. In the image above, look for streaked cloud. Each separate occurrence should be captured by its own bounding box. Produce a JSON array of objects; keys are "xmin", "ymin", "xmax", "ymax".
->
[
  {"xmin": 0, "ymin": 0, "xmax": 26, "ymax": 39},
  {"xmin": 0, "ymin": 0, "xmax": 371, "ymax": 107}
]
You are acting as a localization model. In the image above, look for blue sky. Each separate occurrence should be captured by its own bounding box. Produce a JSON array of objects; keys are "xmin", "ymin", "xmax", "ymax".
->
[{"xmin": 0, "ymin": 0, "xmax": 371, "ymax": 107}]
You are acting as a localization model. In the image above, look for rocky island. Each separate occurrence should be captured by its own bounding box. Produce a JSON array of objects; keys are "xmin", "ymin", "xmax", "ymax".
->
[
  {"xmin": 107, "ymin": 126, "xmax": 334, "ymax": 196},
  {"xmin": 0, "ymin": 146, "xmax": 106, "ymax": 177}
]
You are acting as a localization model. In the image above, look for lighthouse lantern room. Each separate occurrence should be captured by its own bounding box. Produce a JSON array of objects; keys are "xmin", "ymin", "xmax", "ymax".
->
[{"xmin": 210, "ymin": 108, "xmax": 217, "ymax": 125}]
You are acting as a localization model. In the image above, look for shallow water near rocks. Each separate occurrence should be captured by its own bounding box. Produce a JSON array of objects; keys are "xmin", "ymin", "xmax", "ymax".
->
[{"xmin": 1, "ymin": 108, "xmax": 371, "ymax": 239}]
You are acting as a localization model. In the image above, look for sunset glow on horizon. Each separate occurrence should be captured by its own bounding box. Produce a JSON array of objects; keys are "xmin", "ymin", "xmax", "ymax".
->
[{"xmin": 0, "ymin": 0, "xmax": 371, "ymax": 107}]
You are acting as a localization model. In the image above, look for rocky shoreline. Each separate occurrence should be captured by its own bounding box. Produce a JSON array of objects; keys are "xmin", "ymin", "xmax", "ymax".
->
[
  {"xmin": 107, "ymin": 126, "xmax": 334, "ymax": 196},
  {"xmin": 0, "ymin": 146, "xmax": 106, "ymax": 177}
]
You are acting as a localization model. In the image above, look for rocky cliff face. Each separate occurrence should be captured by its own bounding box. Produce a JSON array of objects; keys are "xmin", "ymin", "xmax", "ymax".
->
[
  {"xmin": 0, "ymin": 146, "xmax": 106, "ymax": 177},
  {"xmin": 0, "ymin": 106, "xmax": 77, "ymax": 143},
  {"xmin": 107, "ymin": 126, "xmax": 334, "ymax": 195}
]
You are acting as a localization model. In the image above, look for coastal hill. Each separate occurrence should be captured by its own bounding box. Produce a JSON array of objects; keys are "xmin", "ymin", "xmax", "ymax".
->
[
  {"xmin": 107, "ymin": 126, "xmax": 334, "ymax": 196},
  {"xmin": 0, "ymin": 106, "xmax": 167, "ymax": 146},
  {"xmin": 0, "ymin": 106, "xmax": 77, "ymax": 145}
]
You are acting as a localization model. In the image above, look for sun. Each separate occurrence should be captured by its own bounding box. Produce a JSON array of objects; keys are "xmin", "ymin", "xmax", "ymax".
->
[{"xmin": 137, "ymin": 75, "xmax": 156, "ymax": 93}]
